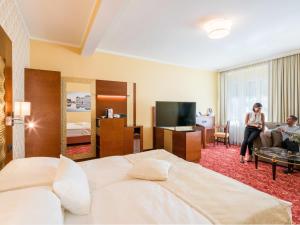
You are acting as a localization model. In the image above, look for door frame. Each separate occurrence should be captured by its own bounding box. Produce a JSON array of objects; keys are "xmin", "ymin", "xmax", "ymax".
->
[{"xmin": 61, "ymin": 77, "xmax": 96, "ymax": 160}]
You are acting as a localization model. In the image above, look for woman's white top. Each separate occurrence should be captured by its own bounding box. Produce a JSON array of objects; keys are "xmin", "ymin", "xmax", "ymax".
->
[{"xmin": 248, "ymin": 111, "xmax": 263, "ymax": 125}]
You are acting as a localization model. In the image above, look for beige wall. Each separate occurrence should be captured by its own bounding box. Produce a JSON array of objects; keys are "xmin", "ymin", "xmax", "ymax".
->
[
  {"xmin": 66, "ymin": 82, "xmax": 91, "ymax": 123},
  {"xmin": 0, "ymin": 0, "xmax": 30, "ymax": 159},
  {"xmin": 30, "ymin": 40, "xmax": 218, "ymax": 149}
]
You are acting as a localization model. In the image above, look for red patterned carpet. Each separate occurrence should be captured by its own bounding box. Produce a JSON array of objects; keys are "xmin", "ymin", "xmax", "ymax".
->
[
  {"xmin": 200, "ymin": 144, "xmax": 300, "ymax": 224},
  {"xmin": 66, "ymin": 144, "xmax": 91, "ymax": 155}
]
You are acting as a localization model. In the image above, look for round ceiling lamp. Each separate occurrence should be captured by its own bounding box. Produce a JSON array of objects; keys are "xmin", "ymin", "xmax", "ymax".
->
[{"xmin": 203, "ymin": 18, "xmax": 232, "ymax": 39}]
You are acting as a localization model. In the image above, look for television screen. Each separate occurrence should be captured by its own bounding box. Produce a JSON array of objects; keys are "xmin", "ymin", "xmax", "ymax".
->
[{"xmin": 155, "ymin": 101, "xmax": 196, "ymax": 127}]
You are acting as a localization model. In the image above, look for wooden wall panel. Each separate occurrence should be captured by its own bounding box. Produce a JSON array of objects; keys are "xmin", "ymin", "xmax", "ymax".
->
[
  {"xmin": 96, "ymin": 97, "xmax": 127, "ymax": 117},
  {"xmin": 96, "ymin": 80, "xmax": 127, "ymax": 117},
  {"xmin": 96, "ymin": 80, "xmax": 127, "ymax": 96},
  {"xmin": 25, "ymin": 69, "xmax": 61, "ymax": 157}
]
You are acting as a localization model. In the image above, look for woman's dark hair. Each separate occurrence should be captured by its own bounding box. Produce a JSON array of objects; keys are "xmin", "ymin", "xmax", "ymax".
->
[{"xmin": 252, "ymin": 102, "xmax": 262, "ymax": 112}]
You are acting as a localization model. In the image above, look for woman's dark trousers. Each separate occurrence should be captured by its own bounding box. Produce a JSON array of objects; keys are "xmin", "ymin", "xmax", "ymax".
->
[{"xmin": 240, "ymin": 126, "xmax": 261, "ymax": 156}]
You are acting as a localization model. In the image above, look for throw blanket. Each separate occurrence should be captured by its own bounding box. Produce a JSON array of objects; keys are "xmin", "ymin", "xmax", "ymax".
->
[{"xmin": 125, "ymin": 150, "xmax": 292, "ymax": 224}]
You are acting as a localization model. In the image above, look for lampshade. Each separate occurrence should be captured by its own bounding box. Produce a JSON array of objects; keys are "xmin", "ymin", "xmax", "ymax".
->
[
  {"xmin": 203, "ymin": 18, "xmax": 232, "ymax": 39},
  {"xmin": 14, "ymin": 102, "xmax": 31, "ymax": 117}
]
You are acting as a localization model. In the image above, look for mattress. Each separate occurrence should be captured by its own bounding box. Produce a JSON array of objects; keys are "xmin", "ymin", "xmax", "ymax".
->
[{"xmin": 67, "ymin": 122, "xmax": 91, "ymax": 137}]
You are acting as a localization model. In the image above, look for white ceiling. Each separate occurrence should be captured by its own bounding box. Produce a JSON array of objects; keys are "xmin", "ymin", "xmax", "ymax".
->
[
  {"xmin": 16, "ymin": 0, "xmax": 96, "ymax": 46},
  {"xmin": 17, "ymin": 0, "xmax": 300, "ymax": 70}
]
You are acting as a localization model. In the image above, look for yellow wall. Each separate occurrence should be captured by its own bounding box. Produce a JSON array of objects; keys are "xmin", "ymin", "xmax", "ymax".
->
[
  {"xmin": 66, "ymin": 82, "xmax": 91, "ymax": 124},
  {"xmin": 30, "ymin": 40, "xmax": 218, "ymax": 149}
]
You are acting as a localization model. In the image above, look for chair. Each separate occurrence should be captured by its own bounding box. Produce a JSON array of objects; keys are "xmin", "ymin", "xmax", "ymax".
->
[{"xmin": 214, "ymin": 121, "xmax": 230, "ymax": 148}]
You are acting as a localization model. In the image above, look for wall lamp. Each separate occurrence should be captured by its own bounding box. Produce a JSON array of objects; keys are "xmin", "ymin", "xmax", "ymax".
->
[{"xmin": 6, "ymin": 102, "xmax": 31, "ymax": 126}]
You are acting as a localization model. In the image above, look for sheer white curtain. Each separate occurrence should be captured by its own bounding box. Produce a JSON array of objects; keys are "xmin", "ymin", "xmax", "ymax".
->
[{"xmin": 219, "ymin": 63, "xmax": 270, "ymax": 144}]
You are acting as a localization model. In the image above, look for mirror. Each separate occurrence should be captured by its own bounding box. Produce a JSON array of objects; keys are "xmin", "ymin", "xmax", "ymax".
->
[{"xmin": 61, "ymin": 78, "xmax": 96, "ymax": 160}]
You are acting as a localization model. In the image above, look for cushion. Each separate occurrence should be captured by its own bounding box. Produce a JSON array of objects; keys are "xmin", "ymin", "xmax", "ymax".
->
[
  {"xmin": 53, "ymin": 155, "xmax": 91, "ymax": 215},
  {"xmin": 214, "ymin": 132, "xmax": 229, "ymax": 138},
  {"xmin": 0, "ymin": 157, "xmax": 59, "ymax": 192},
  {"xmin": 272, "ymin": 131, "xmax": 283, "ymax": 147},
  {"xmin": 128, "ymin": 158, "xmax": 171, "ymax": 181},
  {"xmin": 0, "ymin": 187, "xmax": 63, "ymax": 225},
  {"xmin": 260, "ymin": 132, "xmax": 272, "ymax": 147}
]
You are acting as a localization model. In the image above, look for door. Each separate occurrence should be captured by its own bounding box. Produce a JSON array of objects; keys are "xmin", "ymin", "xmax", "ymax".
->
[{"xmin": 25, "ymin": 69, "xmax": 61, "ymax": 157}]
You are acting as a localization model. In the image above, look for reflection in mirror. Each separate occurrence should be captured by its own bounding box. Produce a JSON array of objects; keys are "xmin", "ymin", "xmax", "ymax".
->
[{"xmin": 65, "ymin": 82, "xmax": 92, "ymax": 159}]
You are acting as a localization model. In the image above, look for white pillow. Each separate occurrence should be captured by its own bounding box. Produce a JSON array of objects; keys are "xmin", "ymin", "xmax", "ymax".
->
[
  {"xmin": 53, "ymin": 155, "xmax": 91, "ymax": 215},
  {"xmin": 0, "ymin": 157, "xmax": 59, "ymax": 192},
  {"xmin": 128, "ymin": 158, "xmax": 171, "ymax": 181},
  {"xmin": 0, "ymin": 187, "xmax": 63, "ymax": 225}
]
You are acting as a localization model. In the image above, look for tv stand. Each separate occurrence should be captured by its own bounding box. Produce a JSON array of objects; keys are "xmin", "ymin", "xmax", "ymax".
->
[{"xmin": 153, "ymin": 127, "xmax": 202, "ymax": 162}]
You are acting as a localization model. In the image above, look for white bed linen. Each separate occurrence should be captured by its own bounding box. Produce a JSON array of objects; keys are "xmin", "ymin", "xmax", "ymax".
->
[
  {"xmin": 65, "ymin": 158, "xmax": 211, "ymax": 224},
  {"xmin": 65, "ymin": 150, "xmax": 292, "ymax": 224},
  {"xmin": 53, "ymin": 155, "xmax": 91, "ymax": 215},
  {"xmin": 0, "ymin": 157, "xmax": 59, "ymax": 192},
  {"xmin": 0, "ymin": 186, "xmax": 63, "ymax": 225},
  {"xmin": 67, "ymin": 122, "xmax": 91, "ymax": 137}
]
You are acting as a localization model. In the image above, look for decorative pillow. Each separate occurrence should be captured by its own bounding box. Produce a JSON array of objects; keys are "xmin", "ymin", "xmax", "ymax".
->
[
  {"xmin": 0, "ymin": 157, "xmax": 59, "ymax": 192},
  {"xmin": 0, "ymin": 187, "xmax": 63, "ymax": 225},
  {"xmin": 128, "ymin": 158, "xmax": 171, "ymax": 181},
  {"xmin": 260, "ymin": 132, "xmax": 272, "ymax": 147},
  {"xmin": 53, "ymin": 155, "xmax": 91, "ymax": 215},
  {"xmin": 272, "ymin": 131, "xmax": 283, "ymax": 147}
]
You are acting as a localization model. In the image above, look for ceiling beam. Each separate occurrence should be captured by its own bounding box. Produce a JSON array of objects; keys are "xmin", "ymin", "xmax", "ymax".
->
[{"xmin": 81, "ymin": 0, "xmax": 129, "ymax": 56}]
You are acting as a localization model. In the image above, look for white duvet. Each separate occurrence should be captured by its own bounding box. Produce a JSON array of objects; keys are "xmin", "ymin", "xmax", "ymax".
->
[
  {"xmin": 65, "ymin": 151, "xmax": 292, "ymax": 224},
  {"xmin": 67, "ymin": 122, "xmax": 91, "ymax": 137},
  {"xmin": 65, "ymin": 156, "xmax": 210, "ymax": 224}
]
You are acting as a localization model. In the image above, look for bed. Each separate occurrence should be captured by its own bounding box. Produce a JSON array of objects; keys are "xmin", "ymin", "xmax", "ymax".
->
[
  {"xmin": 0, "ymin": 150, "xmax": 292, "ymax": 224},
  {"xmin": 67, "ymin": 122, "xmax": 91, "ymax": 145},
  {"xmin": 67, "ymin": 150, "xmax": 291, "ymax": 224}
]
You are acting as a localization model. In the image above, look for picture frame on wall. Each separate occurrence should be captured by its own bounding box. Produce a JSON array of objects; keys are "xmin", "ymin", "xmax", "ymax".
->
[{"xmin": 67, "ymin": 92, "xmax": 91, "ymax": 112}]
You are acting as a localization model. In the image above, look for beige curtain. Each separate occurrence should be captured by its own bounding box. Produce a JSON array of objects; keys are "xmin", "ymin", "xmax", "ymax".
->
[
  {"xmin": 218, "ymin": 63, "xmax": 269, "ymax": 144},
  {"xmin": 270, "ymin": 54, "xmax": 300, "ymax": 122},
  {"xmin": 0, "ymin": 56, "xmax": 5, "ymax": 169}
]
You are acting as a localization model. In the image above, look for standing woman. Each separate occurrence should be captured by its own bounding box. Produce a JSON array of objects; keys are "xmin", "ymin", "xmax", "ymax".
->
[{"xmin": 240, "ymin": 103, "xmax": 265, "ymax": 163}]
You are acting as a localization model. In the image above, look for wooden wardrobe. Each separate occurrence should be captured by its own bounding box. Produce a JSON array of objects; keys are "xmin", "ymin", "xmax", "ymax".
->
[{"xmin": 25, "ymin": 69, "xmax": 61, "ymax": 157}]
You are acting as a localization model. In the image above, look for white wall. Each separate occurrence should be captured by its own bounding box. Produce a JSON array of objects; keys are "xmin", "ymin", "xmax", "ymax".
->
[{"xmin": 0, "ymin": 0, "xmax": 30, "ymax": 158}]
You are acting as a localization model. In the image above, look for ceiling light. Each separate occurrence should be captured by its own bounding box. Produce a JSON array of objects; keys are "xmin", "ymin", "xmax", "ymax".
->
[{"xmin": 203, "ymin": 18, "xmax": 232, "ymax": 39}]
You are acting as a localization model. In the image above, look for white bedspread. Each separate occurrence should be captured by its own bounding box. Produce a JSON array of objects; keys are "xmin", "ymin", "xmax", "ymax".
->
[
  {"xmin": 67, "ymin": 122, "xmax": 91, "ymax": 137},
  {"xmin": 64, "ymin": 150, "xmax": 292, "ymax": 224},
  {"xmin": 65, "ymin": 156, "xmax": 210, "ymax": 224}
]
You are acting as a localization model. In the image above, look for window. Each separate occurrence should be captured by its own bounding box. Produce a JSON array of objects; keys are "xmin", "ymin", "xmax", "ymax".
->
[{"xmin": 220, "ymin": 63, "xmax": 269, "ymax": 144}]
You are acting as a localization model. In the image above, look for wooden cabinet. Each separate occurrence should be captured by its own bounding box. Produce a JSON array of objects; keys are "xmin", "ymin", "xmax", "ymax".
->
[
  {"xmin": 25, "ymin": 69, "xmax": 61, "ymax": 157},
  {"xmin": 153, "ymin": 127, "xmax": 202, "ymax": 162},
  {"xmin": 123, "ymin": 127, "xmax": 134, "ymax": 155},
  {"xmin": 153, "ymin": 127, "xmax": 164, "ymax": 149},
  {"xmin": 196, "ymin": 116, "xmax": 215, "ymax": 148},
  {"xmin": 173, "ymin": 131, "xmax": 202, "ymax": 162},
  {"xmin": 98, "ymin": 118, "xmax": 125, "ymax": 157},
  {"xmin": 97, "ymin": 118, "xmax": 143, "ymax": 157}
]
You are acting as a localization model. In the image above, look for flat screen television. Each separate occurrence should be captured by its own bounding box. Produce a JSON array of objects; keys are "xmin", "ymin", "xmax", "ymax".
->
[{"xmin": 155, "ymin": 101, "xmax": 196, "ymax": 127}]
